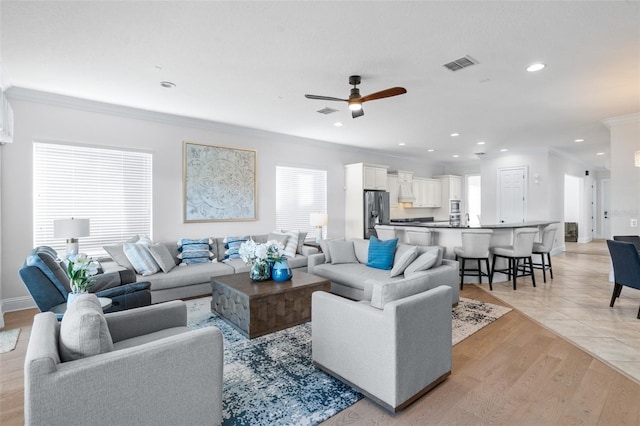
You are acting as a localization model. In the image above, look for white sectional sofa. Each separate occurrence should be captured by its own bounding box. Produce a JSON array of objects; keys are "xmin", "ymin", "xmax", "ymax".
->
[
  {"xmin": 101, "ymin": 233, "xmax": 318, "ymax": 303},
  {"xmin": 307, "ymin": 238, "xmax": 459, "ymax": 305}
]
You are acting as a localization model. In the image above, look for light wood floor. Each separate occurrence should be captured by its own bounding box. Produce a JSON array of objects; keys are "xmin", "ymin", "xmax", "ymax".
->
[{"xmin": 2, "ymin": 241, "xmax": 639, "ymax": 425}]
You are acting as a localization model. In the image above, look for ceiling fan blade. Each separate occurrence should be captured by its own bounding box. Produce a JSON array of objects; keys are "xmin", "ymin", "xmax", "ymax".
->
[
  {"xmin": 352, "ymin": 108, "xmax": 364, "ymax": 119},
  {"xmin": 360, "ymin": 87, "xmax": 407, "ymax": 103},
  {"xmin": 305, "ymin": 94, "xmax": 348, "ymax": 102}
]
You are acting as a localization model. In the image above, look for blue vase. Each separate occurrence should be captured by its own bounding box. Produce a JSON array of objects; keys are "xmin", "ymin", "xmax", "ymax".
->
[{"xmin": 271, "ymin": 258, "xmax": 292, "ymax": 282}]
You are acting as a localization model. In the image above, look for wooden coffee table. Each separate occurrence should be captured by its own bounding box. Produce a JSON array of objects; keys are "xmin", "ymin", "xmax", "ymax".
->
[{"xmin": 210, "ymin": 270, "xmax": 330, "ymax": 339}]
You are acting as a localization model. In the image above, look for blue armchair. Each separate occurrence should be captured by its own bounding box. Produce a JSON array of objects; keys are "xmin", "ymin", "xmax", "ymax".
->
[
  {"xmin": 19, "ymin": 246, "xmax": 151, "ymax": 318},
  {"xmin": 606, "ymin": 239, "xmax": 640, "ymax": 319}
]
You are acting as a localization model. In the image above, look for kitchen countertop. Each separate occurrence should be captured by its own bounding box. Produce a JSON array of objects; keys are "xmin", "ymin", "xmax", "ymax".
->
[{"xmin": 388, "ymin": 220, "xmax": 560, "ymax": 229}]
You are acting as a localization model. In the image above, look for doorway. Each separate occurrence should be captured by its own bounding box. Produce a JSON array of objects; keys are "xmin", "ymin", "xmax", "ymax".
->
[
  {"xmin": 497, "ymin": 166, "xmax": 526, "ymax": 223},
  {"xmin": 600, "ymin": 178, "xmax": 610, "ymax": 239},
  {"xmin": 465, "ymin": 174, "xmax": 481, "ymax": 226}
]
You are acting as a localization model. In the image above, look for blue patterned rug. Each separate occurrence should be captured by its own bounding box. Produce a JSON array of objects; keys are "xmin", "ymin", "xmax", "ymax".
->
[{"xmin": 186, "ymin": 296, "xmax": 511, "ymax": 425}]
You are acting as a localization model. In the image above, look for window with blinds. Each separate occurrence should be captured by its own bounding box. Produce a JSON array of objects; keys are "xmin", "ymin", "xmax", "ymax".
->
[
  {"xmin": 33, "ymin": 142, "xmax": 152, "ymax": 256},
  {"xmin": 275, "ymin": 166, "xmax": 327, "ymax": 240}
]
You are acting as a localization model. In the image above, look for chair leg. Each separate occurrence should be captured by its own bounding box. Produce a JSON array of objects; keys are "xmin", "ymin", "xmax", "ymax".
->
[
  {"xmin": 529, "ymin": 256, "xmax": 536, "ymax": 287},
  {"xmin": 610, "ymin": 283, "xmax": 622, "ymax": 307},
  {"xmin": 540, "ymin": 252, "xmax": 547, "ymax": 283},
  {"xmin": 486, "ymin": 258, "xmax": 493, "ymax": 290},
  {"xmin": 477, "ymin": 259, "xmax": 483, "ymax": 284},
  {"xmin": 512, "ymin": 258, "xmax": 517, "ymax": 290},
  {"xmin": 547, "ymin": 253, "xmax": 553, "ymax": 279},
  {"xmin": 637, "ymin": 305, "xmax": 640, "ymax": 320},
  {"xmin": 491, "ymin": 255, "xmax": 497, "ymax": 283},
  {"xmin": 460, "ymin": 258, "xmax": 465, "ymax": 290}
]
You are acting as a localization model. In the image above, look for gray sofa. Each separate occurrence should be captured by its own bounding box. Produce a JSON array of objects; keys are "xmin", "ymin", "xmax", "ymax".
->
[
  {"xmin": 101, "ymin": 234, "xmax": 318, "ymax": 304},
  {"xmin": 308, "ymin": 238, "xmax": 459, "ymax": 305}
]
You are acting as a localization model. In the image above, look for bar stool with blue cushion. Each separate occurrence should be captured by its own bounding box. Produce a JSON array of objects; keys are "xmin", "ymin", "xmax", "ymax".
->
[
  {"xmin": 532, "ymin": 224, "xmax": 558, "ymax": 283},
  {"xmin": 453, "ymin": 229, "xmax": 493, "ymax": 290},
  {"xmin": 490, "ymin": 228, "xmax": 538, "ymax": 290}
]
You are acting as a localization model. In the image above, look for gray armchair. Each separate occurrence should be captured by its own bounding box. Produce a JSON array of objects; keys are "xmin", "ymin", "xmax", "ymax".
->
[
  {"xmin": 24, "ymin": 295, "xmax": 223, "ymax": 426},
  {"xmin": 312, "ymin": 285, "xmax": 452, "ymax": 412}
]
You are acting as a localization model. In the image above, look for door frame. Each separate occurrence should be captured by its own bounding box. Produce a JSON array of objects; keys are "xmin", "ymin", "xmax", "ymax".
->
[
  {"xmin": 600, "ymin": 178, "xmax": 610, "ymax": 239},
  {"xmin": 497, "ymin": 166, "xmax": 528, "ymax": 223}
]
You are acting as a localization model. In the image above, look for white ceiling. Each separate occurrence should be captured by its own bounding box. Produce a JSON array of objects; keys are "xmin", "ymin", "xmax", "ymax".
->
[{"xmin": 2, "ymin": 1, "xmax": 639, "ymax": 169}]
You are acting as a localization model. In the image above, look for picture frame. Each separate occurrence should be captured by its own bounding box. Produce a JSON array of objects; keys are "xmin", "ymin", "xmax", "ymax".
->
[{"xmin": 183, "ymin": 141, "xmax": 257, "ymax": 222}]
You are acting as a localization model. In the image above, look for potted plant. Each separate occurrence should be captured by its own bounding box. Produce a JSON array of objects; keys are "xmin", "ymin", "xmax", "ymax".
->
[{"xmin": 63, "ymin": 253, "xmax": 100, "ymax": 305}]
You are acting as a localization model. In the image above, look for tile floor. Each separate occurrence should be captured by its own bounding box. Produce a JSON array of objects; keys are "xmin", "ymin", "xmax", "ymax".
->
[{"xmin": 476, "ymin": 239, "xmax": 640, "ymax": 383}]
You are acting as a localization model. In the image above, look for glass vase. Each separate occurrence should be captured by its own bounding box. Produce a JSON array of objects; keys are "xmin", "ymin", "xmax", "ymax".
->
[
  {"xmin": 250, "ymin": 260, "xmax": 271, "ymax": 281},
  {"xmin": 271, "ymin": 258, "xmax": 292, "ymax": 282}
]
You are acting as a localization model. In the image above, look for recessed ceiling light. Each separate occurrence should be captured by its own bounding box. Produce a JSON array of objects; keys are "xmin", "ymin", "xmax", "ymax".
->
[
  {"xmin": 452, "ymin": 154, "xmax": 460, "ymax": 158},
  {"xmin": 334, "ymin": 122, "xmax": 343, "ymax": 127},
  {"xmin": 574, "ymin": 139, "xmax": 584, "ymax": 143},
  {"xmin": 596, "ymin": 152, "xmax": 605, "ymax": 156},
  {"xmin": 398, "ymin": 143, "xmax": 406, "ymax": 146},
  {"xmin": 427, "ymin": 149, "xmax": 435, "ymax": 152},
  {"xmin": 160, "ymin": 81, "xmax": 176, "ymax": 88},
  {"xmin": 500, "ymin": 148, "xmax": 508, "ymax": 152},
  {"xmin": 526, "ymin": 63, "xmax": 546, "ymax": 72},
  {"xmin": 477, "ymin": 141, "xmax": 485, "ymax": 145},
  {"xmin": 450, "ymin": 133, "xmax": 460, "ymax": 137}
]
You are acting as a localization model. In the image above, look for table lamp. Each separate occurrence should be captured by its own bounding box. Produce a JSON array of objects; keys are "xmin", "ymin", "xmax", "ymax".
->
[
  {"xmin": 309, "ymin": 213, "xmax": 328, "ymax": 243},
  {"xmin": 54, "ymin": 218, "xmax": 90, "ymax": 256}
]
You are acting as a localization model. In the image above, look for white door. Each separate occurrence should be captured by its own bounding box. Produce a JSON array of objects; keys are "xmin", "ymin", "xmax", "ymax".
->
[
  {"xmin": 601, "ymin": 178, "xmax": 610, "ymax": 239},
  {"xmin": 497, "ymin": 167, "xmax": 526, "ymax": 224}
]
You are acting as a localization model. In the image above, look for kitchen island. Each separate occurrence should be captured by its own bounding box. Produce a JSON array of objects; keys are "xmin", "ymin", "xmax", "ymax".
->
[{"xmin": 388, "ymin": 220, "xmax": 561, "ymax": 284}]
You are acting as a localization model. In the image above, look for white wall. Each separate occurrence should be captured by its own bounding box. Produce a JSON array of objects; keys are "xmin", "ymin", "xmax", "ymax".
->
[
  {"xmin": 605, "ymin": 114, "xmax": 640, "ymax": 237},
  {"xmin": 0, "ymin": 90, "xmax": 435, "ymax": 308},
  {"xmin": 564, "ymin": 175, "xmax": 581, "ymax": 222}
]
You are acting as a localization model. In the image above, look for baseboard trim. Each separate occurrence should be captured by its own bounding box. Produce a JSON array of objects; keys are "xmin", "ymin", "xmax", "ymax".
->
[{"xmin": 1, "ymin": 296, "xmax": 37, "ymax": 313}]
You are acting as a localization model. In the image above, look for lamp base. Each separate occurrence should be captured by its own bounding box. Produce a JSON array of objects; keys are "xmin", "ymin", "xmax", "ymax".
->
[{"xmin": 66, "ymin": 239, "xmax": 79, "ymax": 257}]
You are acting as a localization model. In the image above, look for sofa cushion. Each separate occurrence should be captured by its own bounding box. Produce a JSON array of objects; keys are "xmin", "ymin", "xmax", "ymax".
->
[
  {"xmin": 352, "ymin": 239, "xmax": 369, "ymax": 264},
  {"xmin": 404, "ymin": 248, "xmax": 439, "ymax": 277},
  {"xmin": 370, "ymin": 275, "xmax": 440, "ymax": 309},
  {"xmin": 329, "ymin": 240, "xmax": 358, "ymax": 264},
  {"xmin": 313, "ymin": 263, "xmax": 402, "ymax": 291},
  {"xmin": 148, "ymin": 243, "xmax": 177, "ymax": 273},
  {"xmin": 139, "ymin": 262, "xmax": 234, "ymax": 291},
  {"xmin": 59, "ymin": 293, "xmax": 114, "ymax": 362},
  {"xmin": 123, "ymin": 242, "xmax": 160, "ymax": 276},
  {"xmin": 390, "ymin": 246, "xmax": 418, "ymax": 277},
  {"xmin": 366, "ymin": 236, "xmax": 398, "ymax": 270}
]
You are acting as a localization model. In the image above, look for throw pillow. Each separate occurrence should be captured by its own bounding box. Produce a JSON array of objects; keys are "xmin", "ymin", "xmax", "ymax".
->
[
  {"xmin": 178, "ymin": 238, "xmax": 215, "ymax": 264},
  {"xmin": 148, "ymin": 243, "xmax": 177, "ymax": 273},
  {"xmin": 267, "ymin": 232, "xmax": 289, "ymax": 247},
  {"xmin": 273, "ymin": 230, "xmax": 299, "ymax": 258},
  {"xmin": 329, "ymin": 240, "xmax": 358, "ymax": 264},
  {"xmin": 366, "ymin": 236, "xmax": 398, "ymax": 270},
  {"xmin": 123, "ymin": 242, "xmax": 160, "ymax": 276},
  {"xmin": 319, "ymin": 239, "xmax": 332, "ymax": 263},
  {"xmin": 389, "ymin": 246, "xmax": 418, "ymax": 277},
  {"xmin": 220, "ymin": 236, "xmax": 247, "ymax": 261},
  {"xmin": 296, "ymin": 232, "xmax": 308, "ymax": 254},
  {"xmin": 59, "ymin": 293, "xmax": 114, "ymax": 362},
  {"xmin": 404, "ymin": 248, "xmax": 439, "ymax": 277},
  {"xmin": 103, "ymin": 235, "xmax": 140, "ymax": 270}
]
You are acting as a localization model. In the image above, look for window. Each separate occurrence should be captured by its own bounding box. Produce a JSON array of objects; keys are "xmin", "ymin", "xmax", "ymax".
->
[
  {"xmin": 275, "ymin": 166, "xmax": 327, "ymax": 240},
  {"xmin": 33, "ymin": 141, "xmax": 152, "ymax": 256}
]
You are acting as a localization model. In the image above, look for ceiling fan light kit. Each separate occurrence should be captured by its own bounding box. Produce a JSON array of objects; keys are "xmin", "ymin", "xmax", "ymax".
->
[{"xmin": 305, "ymin": 75, "xmax": 406, "ymax": 119}]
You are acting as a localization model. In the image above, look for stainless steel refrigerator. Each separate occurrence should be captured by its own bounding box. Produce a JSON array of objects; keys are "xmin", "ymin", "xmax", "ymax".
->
[{"xmin": 364, "ymin": 190, "xmax": 390, "ymax": 239}]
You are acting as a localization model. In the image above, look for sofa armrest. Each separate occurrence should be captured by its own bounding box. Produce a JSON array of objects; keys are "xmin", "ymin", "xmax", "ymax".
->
[
  {"xmin": 105, "ymin": 300, "xmax": 187, "ymax": 342},
  {"xmin": 441, "ymin": 259, "xmax": 459, "ymax": 268},
  {"xmin": 96, "ymin": 281, "xmax": 150, "ymax": 299},
  {"xmin": 25, "ymin": 327, "xmax": 224, "ymax": 426},
  {"xmin": 301, "ymin": 245, "xmax": 319, "ymax": 256},
  {"xmin": 89, "ymin": 268, "xmax": 137, "ymax": 292},
  {"xmin": 307, "ymin": 253, "xmax": 326, "ymax": 273}
]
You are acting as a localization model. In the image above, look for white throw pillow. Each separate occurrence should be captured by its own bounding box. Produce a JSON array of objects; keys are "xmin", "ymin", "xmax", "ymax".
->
[
  {"xmin": 329, "ymin": 240, "xmax": 358, "ymax": 264},
  {"xmin": 148, "ymin": 243, "xmax": 177, "ymax": 273},
  {"xmin": 59, "ymin": 293, "xmax": 113, "ymax": 362},
  {"xmin": 404, "ymin": 248, "xmax": 439, "ymax": 277},
  {"xmin": 123, "ymin": 242, "xmax": 160, "ymax": 276},
  {"xmin": 273, "ymin": 230, "xmax": 299, "ymax": 258},
  {"xmin": 389, "ymin": 246, "xmax": 418, "ymax": 277}
]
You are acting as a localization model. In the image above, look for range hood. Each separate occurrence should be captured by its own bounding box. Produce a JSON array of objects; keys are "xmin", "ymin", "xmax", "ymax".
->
[{"xmin": 398, "ymin": 182, "xmax": 415, "ymax": 203}]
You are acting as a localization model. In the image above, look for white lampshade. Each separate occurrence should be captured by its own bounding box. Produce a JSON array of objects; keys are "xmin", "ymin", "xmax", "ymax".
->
[
  {"xmin": 635, "ymin": 150, "xmax": 640, "ymax": 167},
  {"xmin": 310, "ymin": 213, "xmax": 328, "ymax": 227},
  {"xmin": 54, "ymin": 218, "xmax": 90, "ymax": 256}
]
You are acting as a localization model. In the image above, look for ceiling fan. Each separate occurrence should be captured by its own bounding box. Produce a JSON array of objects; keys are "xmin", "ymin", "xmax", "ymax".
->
[{"xmin": 305, "ymin": 75, "xmax": 407, "ymax": 118}]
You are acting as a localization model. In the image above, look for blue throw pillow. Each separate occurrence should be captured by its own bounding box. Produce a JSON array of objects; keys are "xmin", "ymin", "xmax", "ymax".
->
[
  {"xmin": 177, "ymin": 238, "xmax": 214, "ymax": 265},
  {"xmin": 366, "ymin": 236, "xmax": 398, "ymax": 270}
]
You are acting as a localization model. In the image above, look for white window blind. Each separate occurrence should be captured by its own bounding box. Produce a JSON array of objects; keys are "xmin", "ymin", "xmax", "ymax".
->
[
  {"xmin": 33, "ymin": 142, "xmax": 152, "ymax": 256},
  {"xmin": 275, "ymin": 166, "xmax": 327, "ymax": 240}
]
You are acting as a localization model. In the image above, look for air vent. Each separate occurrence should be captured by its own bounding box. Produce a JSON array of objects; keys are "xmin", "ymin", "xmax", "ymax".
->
[
  {"xmin": 317, "ymin": 107, "xmax": 338, "ymax": 115},
  {"xmin": 443, "ymin": 55, "xmax": 478, "ymax": 71}
]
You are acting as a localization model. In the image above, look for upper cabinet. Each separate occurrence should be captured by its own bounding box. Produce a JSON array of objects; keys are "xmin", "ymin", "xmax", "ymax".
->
[
  {"xmin": 363, "ymin": 165, "xmax": 388, "ymax": 190},
  {"xmin": 435, "ymin": 175, "xmax": 462, "ymax": 201},
  {"xmin": 411, "ymin": 177, "xmax": 441, "ymax": 208},
  {"xmin": 387, "ymin": 174, "xmax": 399, "ymax": 207}
]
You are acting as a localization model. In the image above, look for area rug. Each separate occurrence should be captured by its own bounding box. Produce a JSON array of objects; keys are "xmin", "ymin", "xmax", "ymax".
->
[
  {"xmin": 0, "ymin": 328, "xmax": 20, "ymax": 354},
  {"xmin": 186, "ymin": 296, "xmax": 511, "ymax": 425}
]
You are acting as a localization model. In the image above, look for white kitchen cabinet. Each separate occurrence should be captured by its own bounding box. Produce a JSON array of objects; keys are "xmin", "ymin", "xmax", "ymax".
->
[
  {"xmin": 363, "ymin": 165, "xmax": 388, "ymax": 190},
  {"xmin": 435, "ymin": 175, "xmax": 462, "ymax": 202},
  {"xmin": 411, "ymin": 178, "xmax": 428, "ymax": 207},
  {"xmin": 425, "ymin": 179, "xmax": 442, "ymax": 208},
  {"xmin": 387, "ymin": 174, "xmax": 399, "ymax": 207}
]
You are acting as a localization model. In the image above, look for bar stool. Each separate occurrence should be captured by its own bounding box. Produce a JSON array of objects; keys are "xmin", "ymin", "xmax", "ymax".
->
[
  {"xmin": 374, "ymin": 225, "xmax": 397, "ymax": 240},
  {"xmin": 406, "ymin": 229, "xmax": 431, "ymax": 246},
  {"xmin": 490, "ymin": 227, "xmax": 538, "ymax": 290},
  {"xmin": 532, "ymin": 224, "xmax": 557, "ymax": 282},
  {"xmin": 454, "ymin": 229, "xmax": 493, "ymax": 290}
]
